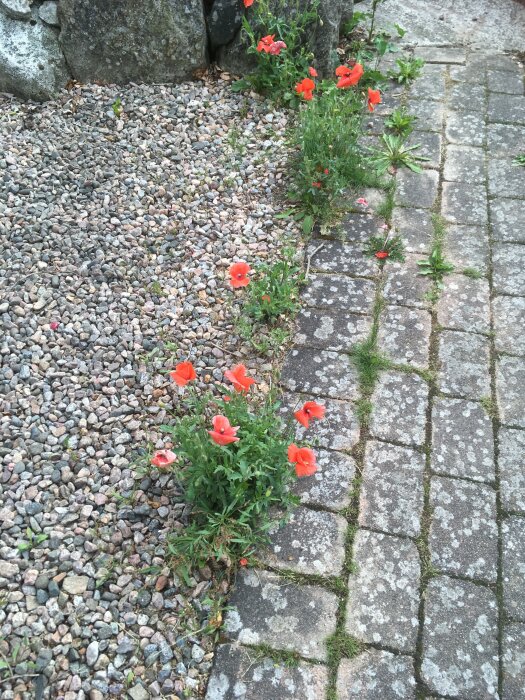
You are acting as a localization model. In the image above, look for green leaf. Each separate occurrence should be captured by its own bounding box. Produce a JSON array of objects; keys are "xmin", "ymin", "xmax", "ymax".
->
[
  {"xmin": 231, "ymin": 79, "xmax": 250, "ymax": 93},
  {"xmin": 302, "ymin": 215, "xmax": 314, "ymax": 234},
  {"xmin": 394, "ymin": 23, "xmax": 406, "ymax": 37}
]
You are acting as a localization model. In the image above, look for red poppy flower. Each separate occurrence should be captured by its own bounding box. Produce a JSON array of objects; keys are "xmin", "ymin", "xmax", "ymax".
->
[
  {"xmin": 229, "ymin": 261, "xmax": 251, "ymax": 288},
  {"xmin": 294, "ymin": 401, "xmax": 326, "ymax": 429},
  {"xmin": 239, "ymin": 557, "xmax": 248, "ymax": 566},
  {"xmin": 323, "ymin": 168, "xmax": 329, "ymax": 175},
  {"xmin": 296, "ymin": 77, "xmax": 315, "ymax": 101},
  {"xmin": 375, "ymin": 250, "xmax": 389, "ymax": 259},
  {"xmin": 224, "ymin": 364, "xmax": 256, "ymax": 393},
  {"xmin": 269, "ymin": 40, "xmax": 286, "ymax": 55},
  {"xmin": 288, "ymin": 443, "xmax": 317, "ymax": 478},
  {"xmin": 151, "ymin": 449, "xmax": 177, "ymax": 468},
  {"xmin": 367, "ymin": 87, "xmax": 381, "ymax": 112},
  {"xmin": 169, "ymin": 361, "xmax": 197, "ymax": 386},
  {"xmin": 243, "ymin": 0, "xmax": 254, "ymax": 6},
  {"xmin": 312, "ymin": 181, "xmax": 322, "ymax": 188},
  {"xmin": 208, "ymin": 415, "xmax": 240, "ymax": 446},
  {"xmin": 335, "ymin": 63, "xmax": 364, "ymax": 88},
  {"xmin": 308, "ymin": 66, "xmax": 318, "ymax": 77},
  {"xmin": 257, "ymin": 34, "xmax": 275, "ymax": 53},
  {"xmin": 261, "ymin": 294, "xmax": 271, "ymax": 303}
]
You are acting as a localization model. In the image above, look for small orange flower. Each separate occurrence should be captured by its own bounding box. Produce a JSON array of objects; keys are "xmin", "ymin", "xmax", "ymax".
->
[
  {"xmin": 224, "ymin": 364, "xmax": 256, "ymax": 393},
  {"xmin": 169, "ymin": 361, "xmax": 196, "ymax": 386},
  {"xmin": 308, "ymin": 66, "xmax": 318, "ymax": 77},
  {"xmin": 367, "ymin": 87, "xmax": 381, "ymax": 112},
  {"xmin": 375, "ymin": 250, "xmax": 389, "ymax": 259},
  {"xmin": 208, "ymin": 415, "xmax": 240, "ymax": 446},
  {"xmin": 243, "ymin": 0, "xmax": 254, "ymax": 6},
  {"xmin": 261, "ymin": 294, "xmax": 271, "ymax": 303},
  {"xmin": 294, "ymin": 401, "xmax": 326, "ymax": 429},
  {"xmin": 288, "ymin": 443, "xmax": 317, "ymax": 478},
  {"xmin": 151, "ymin": 449, "xmax": 177, "ymax": 468},
  {"xmin": 269, "ymin": 40, "xmax": 286, "ymax": 55},
  {"xmin": 239, "ymin": 557, "xmax": 248, "ymax": 566},
  {"xmin": 257, "ymin": 34, "xmax": 275, "ymax": 53},
  {"xmin": 229, "ymin": 261, "xmax": 251, "ymax": 288},
  {"xmin": 296, "ymin": 77, "xmax": 315, "ymax": 101},
  {"xmin": 335, "ymin": 63, "xmax": 364, "ymax": 89},
  {"xmin": 312, "ymin": 181, "xmax": 322, "ymax": 188}
]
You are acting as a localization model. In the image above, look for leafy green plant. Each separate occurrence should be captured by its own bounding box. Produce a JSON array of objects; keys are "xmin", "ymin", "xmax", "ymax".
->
[
  {"xmin": 159, "ymin": 390, "xmax": 300, "ymax": 571},
  {"xmin": 512, "ymin": 153, "xmax": 525, "ymax": 167},
  {"xmin": 388, "ymin": 56, "xmax": 424, "ymax": 84},
  {"xmin": 369, "ymin": 133, "xmax": 427, "ymax": 174},
  {"xmin": 350, "ymin": 338, "xmax": 391, "ymax": 392},
  {"xmin": 17, "ymin": 527, "xmax": 48, "ymax": 552},
  {"xmin": 463, "ymin": 267, "xmax": 483, "ymax": 279},
  {"xmin": 417, "ymin": 244, "xmax": 454, "ymax": 286},
  {"xmin": 363, "ymin": 232, "xmax": 405, "ymax": 262},
  {"xmin": 384, "ymin": 107, "xmax": 417, "ymax": 136},
  {"xmin": 111, "ymin": 97, "xmax": 123, "ymax": 117}
]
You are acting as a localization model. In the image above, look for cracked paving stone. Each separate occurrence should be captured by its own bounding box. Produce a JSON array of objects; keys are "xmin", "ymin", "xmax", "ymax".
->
[
  {"xmin": 279, "ymin": 393, "xmax": 360, "ymax": 452},
  {"xmin": 438, "ymin": 330, "xmax": 491, "ymax": 399},
  {"xmin": 489, "ymin": 159, "xmax": 525, "ymax": 197},
  {"xmin": 370, "ymin": 372, "xmax": 428, "ymax": 446},
  {"xmin": 429, "ymin": 476, "xmax": 498, "ymax": 582},
  {"xmin": 490, "ymin": 199, "xmax": 525, "ymax": 243},
  {"xmin": 493, "ymin": 296, "xmax": 525, "ymax": 355},
  {"xmin": 396, "ymin": 169, "xmax": 439, "ymax": 209},
  {"xmin": 295, "ymin": 309, "xmax": 371, "ymax": 352},
  {"xmin": 432, "ymin": 397, "xmax": 495, "ymax": 483},
  {"xmin": 443, "ymin": 144, "xmax": 485, "ymax": 183},
  {"xmin": 437, "ymin": 274, "xmax": 490, "ymax": 333},
  {"xmin": 302, "ymin": 274, "xmax": 375, "ymax": 312},
  {"xmin": 487, "ymin": 123, "xmax": 525, "ymax": 158},
  {"xmin": 488, "ymin": 93, "xmax": 525, "ymax": 125},
  {"xmin": 336, "ymin": 212, "xmax": 385, "ymax": 243},
  {"xmin": 407, "ymin": 99, "xmax": 445, "ymax": 132},
  {"xmin": 205, "ymin": 644, "xmax": 328, "ymax": 700},
  {"xmin": 281, "ymin": 348, "xmax": 358, "ymax": 400},
  {"xmin": 306, "ymin": 241, "xmax": 376, "ymax": 277},
  {"xmin": 346, "ymin": 530, "xmax": 420, "ymax": 653},
  {"xmin": 391, "ymin": 207, "xmax": 433, "ymax": 253},
  {"xmin": 449, "ymin": 82, "xmax": 487, "ymax": 112},
  {"xmin": 445, "ymin": 111, "xmax": 485, "ymax": 146},
  {"xmin": 406, "ymin": 131, "xmax": 442, "ymax": 170},
  {"xmin": 421, "ymin": 576, "xmax": 499, "ymax": 699},
  {"xmin": 224, "ymin": 569, "xmax": 338, "ymax": 661},
  {"xmin": 441, "ymin": 182, "xmax": 488, "ymax": 225},
  {"xmin": 359, "ymin": 441, "xmax": 425, "ymax": 538},
  {"xmin": 336, "ymin": 649, "xmax": 416, "ymax": 700},
  {"xmin": 488, "ymin": 69, "xmax": 524, "ymax": 94},
  {"xmin": 503, "ymin": 517, "xmax": 525, "ymax": 621},
  {"xmin": 293, "ymin": 448, "xmax": 356, "ymax": 511},
  {"xmin": 502, "ymin": 623, "xmax": 525, "ymax": 700},
  {"xmin": 443, "ymin": 224, "xmax": 489, "ymax": 273},
  {"xmin": 377, "ymin": 305, "xmax": 431, "ymax": 368},
  {"xmin": 383, "ymin": 254, "xmax": 431, "ymax": 309},
  {"xmin": 500, "ymin": 428, "xmax": 525, "ymax": 512},
  {"xmin": 493, "ymin": 243, "xmax": 525, "ymax": 295},
  {"xmin": 497, "ymin": 356, "xmax": 525, "ymax": 428},
  {"xmin": 261, "ymin": 506, "xmax": 347, "ymax": 577}
]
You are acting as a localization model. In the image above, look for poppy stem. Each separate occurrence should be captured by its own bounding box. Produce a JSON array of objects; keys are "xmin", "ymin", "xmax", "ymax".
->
[{"xmin": 305, "ymin": 243, "xmax": 324, "ymax": 280}]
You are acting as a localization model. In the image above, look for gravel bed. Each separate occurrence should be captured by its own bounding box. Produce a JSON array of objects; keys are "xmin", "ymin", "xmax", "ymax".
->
[{"xmin": 0, "ymin": 77, "xmax": 299, "ymax": 699}]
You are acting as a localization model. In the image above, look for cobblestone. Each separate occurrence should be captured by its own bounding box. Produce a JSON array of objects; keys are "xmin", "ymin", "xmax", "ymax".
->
[
  {"xmin": 488, "ymin": 93, "xmax": 525, "ymax": 124},
  {"xmin": 503, "ymin": 517, "xmax": 525, "ymax": 621},
  {"xmin": 493, "ymin": 243, "xmax": 525, "ymax": 295},
  {"xmin": 391, "ymin": 207, "xmax": 433, "ymax": 253},
  {"xmin": 377, "ymin": 305, "xmax": 431, "ymax": 368},
  {"xmin": 443, "ymin": 224, "xmax": 489, "ymax": 274},
  {"xmin": 292, "ymin": 449, "xmax": 355, "ymax": 511},
  {"xmin": 487, "ymin": 123, "xmax": 525, "ymax": 158},
  {"xmin": 396, "ymin": 169, "xmax": 439, "ymax": 209},
  {"xmin": 490, "ymin": 198, "xmax": 525, "ymax": 243},
  {"xmin": 337, "ymin": 212, "xmax": 384, "ymax": 243},
  {"xmin": 489, "ymin": 158, "xmax": 525, "ymax": 197},
  {"xmin": 437, "ymin": 274, "xmax": 491, "ymax": 333},
  {"xmin": 443, "ymin": 144, "xmax": 485, "ymax": 182},
  {"xmin": 306, "ymin": 241, "xmax": 376, "ymax": 277},
  {"xmin": 370, "ymin": 371, "xmax": 428, "ymax": 446},
  {"xmin": 295, "ymin": 309, "xmax": 371, "ymax": 351},
  {"xmin": 302, "ymin": 274, "xmax": 375, "ymax": 312},
  {"xmin": 383, "ymin": 254, "xmax": 431, "ymax": 309},
  {"xmin": 438, "ymin": 330, "xmax": 491, "ymax": 398},
  {"xmin": 441, "ymin": 182, "xmax": 488, "ymax": 225},
  {"xmin": 445, "ymin": 110, "xmax": 485, "ymax": 146},
  {"xmin": 496, "ymin": 356, "xmax": 525, "ymax": 427},
  {"xmin": 336, "ymin": 650, "xmax": 416, "ymax": 700},
  {"xmin": 493, "ymin": 295, "xmax": 525, "ymax": 355},
  {"xmin": 502, "ymin": 624, "xmax": 525, "ymax": 700},
  {"xmin": 281, "ymin": 348, "xmax": 359, "ymax": 400},
  {"xmin": 499, "ymin": 428, "xmax": 525, "ymax": 513}
]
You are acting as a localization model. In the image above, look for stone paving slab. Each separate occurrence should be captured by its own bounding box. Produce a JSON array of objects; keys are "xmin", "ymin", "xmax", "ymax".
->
[
  {"xmin": 292, "ymin": 448, "xmax": 356, "ymax": 511},
  {"xmin": 443, "ymin": 224, "xmax": 489, "ymax": 274},
  {"xmin": 302, "ymin": 274, "xmax": 376, "ymax": 312},
  {"xmin": 205, "ymin": 644, "xmax": 329, "ymax": 700},
  {"xmin": 445, "ymin": 110, "xmax": 485, "ymax": 146},
  {"xmin": 493, "ymin": 295, "xmax": 525, "ymax": 355},
  {"xmin": 443, "ymin": 144, "xmax": 485, "ymax": 182},
  {"xmin": 346, "ymin": 529, "xmax": 420, "ymax": 653},
  {"xmin": 488, "ymin": 69, "xmax": 524, "ymax": 95},
  {"xmin": 502, "ymin": 516, "xmax": 525, "ymax": 621},
  {"xmin": 449, "ymin": 63, "xmax": 486, "ymax": 84},
  {"xmin": 416, "ymin": 46, "xmax": 466, "ymax": 64},
  {"xmin": 441, "ymin": 182, "xmax": 488, "ymax": 225},
  {"xmin": 281, "ymin": 348, "xmax": 359, "ymax": 400},
  {"xmin": 421, "ymin": 576, "xmax": 499, "ymax": 699},
  {"xmin": 431, "ymin": 397, "xmax": 495, "ymax": 483},
  {"xmin": 487, "ymin": 123, "xmax": 525, "ymax": 158},
  {"xmin": 262, "ymin": 506, "xmax": 347, "ymax": 577},
  {"xmin": 280, "ymin": 393, "xmax": 360, "ymax": 452},
  {"xmin": 502, "ymin": 623, "xmax": 525, "ymax": 700},
  {"xmin": 429, "ymin": 476, "xmax": 498, "ymax": 582},
  {"xmin": 438, "ymin": 330, "xmax": 491, "ymax": 399},
  {"xmin": 306, "ymin": 241, "xmax": 377, "ymax": 277},
  {"xmin": 295, "ymin": 309, "xmax": 371, "ymax": 352},
  {"xmin": 391, "ymin": 207, "xmax": 433, "ymax": 254},
  {"xmin": 396, "ymin": 169, "xmax": 439, "ymax": 209},
  {"xmin": 488, "ymin": 93, "xmax": 525, "ymax": 124},
  {"xmin": 383, "ymin": 254, "xmax": 431, "ymax": 309},
  {"xmin": 336, "ymin": 650, "xmax": 416, "ymax": 700},
  {"xmin": 377, "ymin": 305, "xmax": 431, "ymax": 368},
  {"xmin": 448, "ymin": 82, "xmax": 487, "ymax": 113},
  {"xmin": 490, "ymin": 198, "xmax": 525, "ymax": 243},
  {"xmin": 488, "ymin": 159, "xmax": 525, "ymax": 198},
  {"xmin": 337, "ymin": 213, "xmax": 384, "ymax": 243},
  {"xmin": 493, "ymin": 243, "xmax": 525, "ymax": 295},
  {"xmin": 224, "ymin": 569, "xmax": 338, "ymax": 661},
  {"xmin": 370, "ymin": 371, "xmax": 428, "ymax": 446},
  {"xmin": 406, "ymin": 131, "xmax": 442, "ymax": 170},
  {"xmin": 406, "ymin": 99, "xmax": 445, "ymax": 132},
  {"xmin": 499, "ymin": 428, "xmax": 525, "ymax": 513},
  {"xmin": 359, "ymin": 441, "xmax": 425, "ymax": 538},
  {"xmin": 496, "ymin": 356, "xmax": 525, "ymax": 428},
  {"xmin": 437, "ymin": 274, "xmax": 491, "ymax": 333},
  {"xmin": 409, "ymin": 66, "xmax": 447, "ymax": 101}
]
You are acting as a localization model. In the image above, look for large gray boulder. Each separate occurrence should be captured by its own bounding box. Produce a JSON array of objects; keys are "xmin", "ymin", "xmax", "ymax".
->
[
  {"xmin": 58, "ymin": 0, "xmax": 208, "ymax": 84},
  {"xmin": 217, "ymin": 0, "xmax": 353, "ymax": 77},
  {"xmin": 0, "ymin": 5, "xmax": 70, "ymax": 100},
  {"xmin": 207, "ymin": 0, "xmax": 244, "ymax": 50}
]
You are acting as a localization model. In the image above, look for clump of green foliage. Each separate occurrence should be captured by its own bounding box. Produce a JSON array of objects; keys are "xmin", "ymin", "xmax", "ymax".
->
[
  {"xmin": 388, "ymin": 56, "xmax": 425, "ymax": 83},
  {"xmin": 369, "ymin": 133, "xmax": 428, "ymax": 174},
  {"xmin": 385, "ymin": 107, "xmax": 417, "ymax": 136}
]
